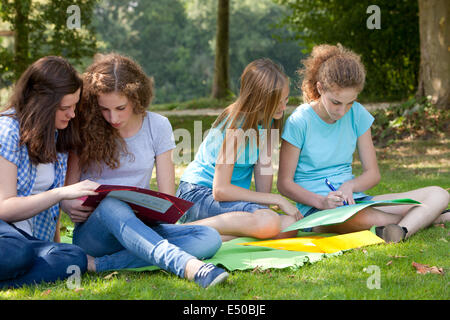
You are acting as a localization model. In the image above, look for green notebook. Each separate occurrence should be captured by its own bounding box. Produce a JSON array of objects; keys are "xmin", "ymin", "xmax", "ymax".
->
[{"xmin": 283, "ymin": 198, "xmax": 421, "ymax": 232}]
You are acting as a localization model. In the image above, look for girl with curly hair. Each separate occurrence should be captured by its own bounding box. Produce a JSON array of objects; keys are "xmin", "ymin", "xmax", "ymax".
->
[
  {"xmin": 0, "ymin": 56, "xmax": 99, "ymax": 289},
  {"xmin": 277, "ymin": 44, "xmax": 449, "ymax": 243},
  {"xmin": 62, "ymin": 53, "xmax": 228, "ymax": 288}
]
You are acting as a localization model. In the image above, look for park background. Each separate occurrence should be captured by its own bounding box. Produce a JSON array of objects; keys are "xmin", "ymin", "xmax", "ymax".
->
[{"xmin": 0, "ymin": 0, "xmax": 449, "ymax": 300}]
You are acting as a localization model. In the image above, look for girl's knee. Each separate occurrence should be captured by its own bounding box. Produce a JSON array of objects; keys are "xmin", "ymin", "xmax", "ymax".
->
[
  {"xmin": 251, "ymin": 209, "xmax": 281, "ymax": 239},
  {"xmin": 98, "ymin": 197, "xmax": 124, "ymax": 211},
  {"xmin": 413, "ymin": 186, "xmax": 449, "ymax": 204},
  {"xmin": 96, "ymin": 197, "xmax": 133, "ymax": 220},
  {"xmin": 430, "ymin": 186, "xmax": 449, "ymax": 205}
]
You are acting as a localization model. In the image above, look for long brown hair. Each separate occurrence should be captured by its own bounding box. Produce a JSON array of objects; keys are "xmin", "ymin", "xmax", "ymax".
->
[
  {"xmin": 298, "ymin": 44, "xmax": 366, "ymax": 102},
  {"xmin": 213, "ymin": 58, "xmax": 288, "ymax": 150},
  {"xmin": 77, "ymin": 53, "xmax": 154, "ymax": 173},
  {"xmin": 2, "ymin": 56, "xmax": 82, "ymax": 164}
]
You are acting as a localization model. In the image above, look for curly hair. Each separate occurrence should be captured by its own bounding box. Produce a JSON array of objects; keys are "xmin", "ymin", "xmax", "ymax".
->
[
  {"xmin": 2, "ymin": 56, "xmax": 82, "ymax": 164},
  {"xmin": 77, "ymin": 53, "xmax": 154, "ymax": 174},
  {"xmin": 298, "ymin": 44, "xmax": 366, "ymax": 102}
]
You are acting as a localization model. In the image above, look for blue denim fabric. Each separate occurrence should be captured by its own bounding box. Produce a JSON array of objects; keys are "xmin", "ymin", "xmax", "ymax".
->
[
  {"xmin": 0, "ymin": 219, "xmax": 87, "ymax": 289},
  {"xmin": 73, "ymin": 197, "xmax": 222, "ymax": 277},
  {"xmin": 301, "ymin": 195, "xmax": 374, "ymax": 232},
  {"xmin": 175, "ymin": 181, "xmax": 268, "ymax": 224}
]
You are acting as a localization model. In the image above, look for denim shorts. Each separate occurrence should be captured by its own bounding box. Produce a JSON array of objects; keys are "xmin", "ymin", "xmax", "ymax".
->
[
  {"xmin": 176, "ymin": 181, "xmax": 268, "ymax": 224},
  {"xmin": 302, "ymin": 195, "xmax": 374, "ymax": 232}
]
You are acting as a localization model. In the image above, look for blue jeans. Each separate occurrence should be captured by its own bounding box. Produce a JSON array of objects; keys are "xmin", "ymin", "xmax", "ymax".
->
[
  {"xmin": 176, "ymin": 181, "xmax": 268, "ymax": 223},
  {"xmin": 0, "ymin": 219, "xmax": 87, "ymax": 289},
  {"xmin": 73, "ymin": 197, "xmax": 222, "ymax": 277}
]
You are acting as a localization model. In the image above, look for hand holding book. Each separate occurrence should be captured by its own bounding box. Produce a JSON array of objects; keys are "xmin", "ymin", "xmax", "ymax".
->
[{"xmin": 81, "ymin": 185, "xmax": 194, "ymax": 225}]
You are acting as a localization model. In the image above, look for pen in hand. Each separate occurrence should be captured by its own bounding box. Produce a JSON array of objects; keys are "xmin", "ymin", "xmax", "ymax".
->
[{"xmin": 325, "ymin": 178, "xmax": 348, "ymax": 206}]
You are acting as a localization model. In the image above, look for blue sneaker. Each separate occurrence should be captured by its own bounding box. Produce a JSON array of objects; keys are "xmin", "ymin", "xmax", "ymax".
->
[{"xmin": 194, "ymin": 263, "xmax": 229, "ymax": 288}]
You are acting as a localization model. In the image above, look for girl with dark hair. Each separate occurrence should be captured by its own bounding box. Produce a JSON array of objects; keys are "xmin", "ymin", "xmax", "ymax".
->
[
  {"xmin": 62, "ymin": 53, "xmax": 228, "ymax": 289},
  {"xmin": 278, "ymin": 44, "xmax": 449, "ymax": 243},
  {"xmin": 176, "ymin": 58, "xmax": 301, "ymax": 241},
  {"xmin": 0, "ymin": 56, "xmax": 99, "ymax": 289}
]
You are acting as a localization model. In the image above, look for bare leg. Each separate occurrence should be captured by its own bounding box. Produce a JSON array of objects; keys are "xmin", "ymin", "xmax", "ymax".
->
[
  {"xmin": 314, "ymin": 186, "xmax": 449, "ymax": 238},
  {"xmin": 184, "ymin": 259, "xmax": 205, "ymax": 280},
  {"xmin": 273, "ymin": 215, "xmax": 299, "ymax": 239},
  {"xmin": 370, "ymin": 186, "xmax": 449, "ymax": 237},
  {"xmin": 313, "ymin": 207, "xmax": 401, "ymax": 234},
  {"xmin": 220, "ymin": 234, "xmax": 239, "ymax": 242},
  {"xmin": 434, "ymin": 211, "xmax": 450, "ymax": 223},
  {"xmin": 184, "ymin": 209, "xmax": 282, "ymax": 239},
  {"xmin": 87, "ymin": 255, "xmax": 96, "ymax": 272},
  {"xmin": 218, "ymin": 215, "xmax": 298, "ymax": 242}
]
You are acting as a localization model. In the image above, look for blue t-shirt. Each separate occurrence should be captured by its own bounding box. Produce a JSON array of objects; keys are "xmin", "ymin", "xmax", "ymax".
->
[
  {"xmin": 181, "ymin": 120, "xmax": 267, "ymax": 190},
  {"xmin": 281, "ymin": 102, "xmax": 374, "ymax": 214}
]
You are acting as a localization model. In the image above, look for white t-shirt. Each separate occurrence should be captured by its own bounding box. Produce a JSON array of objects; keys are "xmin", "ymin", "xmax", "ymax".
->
[
  {"xmin": 80, "ymin": 112, "xmax": 175, "ymax": 189},
  {"xmin": 13, "ymin": 162, "xmax": 55, "ymax": 235}
]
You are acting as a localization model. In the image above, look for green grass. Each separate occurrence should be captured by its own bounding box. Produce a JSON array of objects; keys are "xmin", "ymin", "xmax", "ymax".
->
[
  {"xmin": 1, "ymin": 117, "xmax": 448, "ymax": 300},
  {"xmin": 152, "ymin": 97, "xmax": 235, "ymax": 111},
  {"xmin": 151, "ymin": 95, "xmax": 303, "ymax": 111},
  {"xmin": 2, "ymin": 222, "xmax": 448, "ymax": 300}
]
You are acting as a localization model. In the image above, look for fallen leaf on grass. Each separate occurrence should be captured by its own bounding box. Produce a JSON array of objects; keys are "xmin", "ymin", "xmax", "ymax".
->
[
  {"xmin": 356, "ymin": 248, "xmax": 368, "ymax": 254},
  {"xmin": 251, "ymin": 266, "xmax": 272, "ymax": 276},
  {"xmin": 41, "ymin": 289, "xmax": 51, "ymax": 296},
  {"xmin": 386, "ymin": 260, "xmax": 393, "ymax": 266},
  {"xmin": 251, "ymin": 266, "xmax": 262, "ymax": 273},
  {"xmin": 103, "ymin": 271, "xmax": 119, "ymax": 280},
  {"xmin": 412, "ymin": 262, "xmax": 444, "ymax": 275}
]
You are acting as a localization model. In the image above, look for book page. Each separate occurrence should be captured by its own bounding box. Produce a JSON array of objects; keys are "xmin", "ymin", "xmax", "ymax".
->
[{"xmin": 107, "ymin": 190, "xmax": 172, "ymax": 213}]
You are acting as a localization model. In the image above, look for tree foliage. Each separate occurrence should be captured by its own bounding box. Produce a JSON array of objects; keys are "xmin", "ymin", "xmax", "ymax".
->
[
  {"xmin": 0, "ymin": 0, "xmax": 97, "ymax": 86},
  {"xmin": 93, "ymin": 0, "xmax": 305, "ymax": 103},
  {"xmin": 276, "ymin": 0, "xmax": 420, "ymax": 101}
]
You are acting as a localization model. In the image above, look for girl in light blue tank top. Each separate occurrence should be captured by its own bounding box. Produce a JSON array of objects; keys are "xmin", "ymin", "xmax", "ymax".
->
[
  {"xmin": 177, "ymin": 59, "xmax": 302, "ymax": 241},
  {"xmin": 278, "ymin": 44, "xmax": 449, "ymax": 243}
]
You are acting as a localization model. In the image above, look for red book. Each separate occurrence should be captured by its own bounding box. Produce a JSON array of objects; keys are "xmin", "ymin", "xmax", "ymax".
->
[{"xmin": 81, "ymin": 185, "xmax": 193, "ymax": 225}]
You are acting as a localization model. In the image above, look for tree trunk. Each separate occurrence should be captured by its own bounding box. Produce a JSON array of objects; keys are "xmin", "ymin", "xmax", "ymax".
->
[
  {"xmin": 13, "ymin": 0, "xmax": 31, "ymax": 80},
  {"xmin": 417, "ymin": 0, "xmax": 450, "ymax": 109},
  {"xmin": 211, "ymin": 0, "xmax": 229, "ymax": 99}
]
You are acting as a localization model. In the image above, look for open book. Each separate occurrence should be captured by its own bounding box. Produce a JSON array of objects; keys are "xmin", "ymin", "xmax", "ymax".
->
[
  {"xmin": 81, "ymin": 185, "xmax": 194, "ymax": 225},
  {"xmin": 282, "ymin": 198, "xmax": 421, "ymax": 232}
]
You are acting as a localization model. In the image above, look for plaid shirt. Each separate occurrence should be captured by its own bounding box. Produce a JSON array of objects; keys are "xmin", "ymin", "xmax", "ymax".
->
[{"xmin": 0, "ymin": 111, "xmax": 67, "ymax": 241}]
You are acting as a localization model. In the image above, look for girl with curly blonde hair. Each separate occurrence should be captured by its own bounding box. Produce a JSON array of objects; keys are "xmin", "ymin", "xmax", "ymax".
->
[
  {"xmin": 278, "ymin": 44, "xmax": 449, "ymax": 243},
  {"xmin": 62, "ymin": 53, "xmax": 228, "ymax": 288}
]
